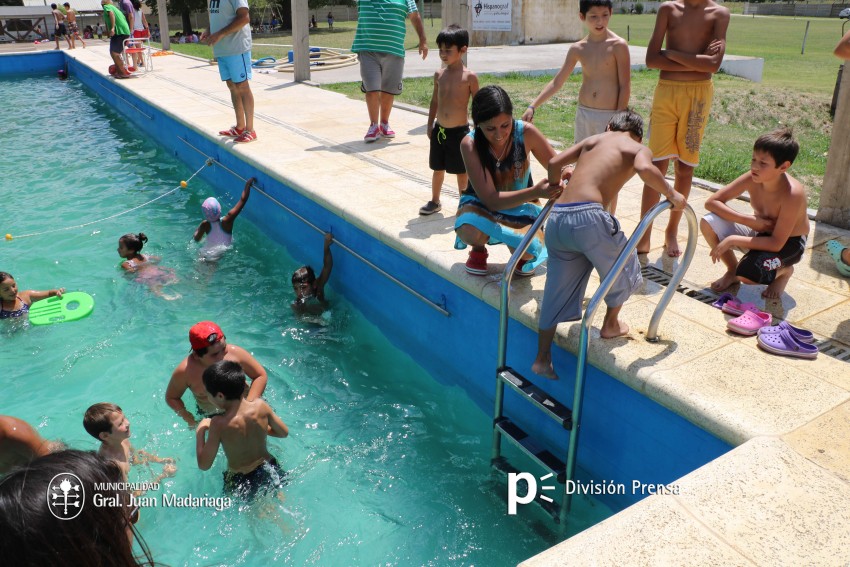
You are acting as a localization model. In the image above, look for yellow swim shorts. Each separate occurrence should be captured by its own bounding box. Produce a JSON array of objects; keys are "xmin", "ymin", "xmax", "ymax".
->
[{"xmin": 648, "ymin": 79, "xmax": 714, "ymax": 167}]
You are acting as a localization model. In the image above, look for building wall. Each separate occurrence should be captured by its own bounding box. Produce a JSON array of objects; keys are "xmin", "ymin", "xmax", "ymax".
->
[{"xmin": 445, "ymin": 0, "xmax": 582, "ymax": 47}]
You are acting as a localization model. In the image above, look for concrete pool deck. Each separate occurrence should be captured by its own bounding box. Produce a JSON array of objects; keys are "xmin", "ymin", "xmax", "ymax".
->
[{"xmin": 22, "ymin": 44, "xmax": 850, "ymax": 564}]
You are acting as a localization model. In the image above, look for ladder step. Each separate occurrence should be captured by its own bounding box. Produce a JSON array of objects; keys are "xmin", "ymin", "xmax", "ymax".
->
[
  {"xmin": 498, "ymin": 367, "xmax": 572, "ymax": 429},
  {"xmin": 495, "ymin": 417, "xmax": 566, "ymax": 484}
]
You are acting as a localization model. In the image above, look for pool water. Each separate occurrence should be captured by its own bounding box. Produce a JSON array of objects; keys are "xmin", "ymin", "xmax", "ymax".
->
[{"xmin": 1, "ymin": 76, "xmax": 613, "ymax": 565}]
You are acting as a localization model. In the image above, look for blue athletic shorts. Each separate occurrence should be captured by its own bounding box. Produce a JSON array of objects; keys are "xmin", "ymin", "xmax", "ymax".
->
[{"xmin": 218, "ymin": 52, "xmax": 252, "ymax": 83}]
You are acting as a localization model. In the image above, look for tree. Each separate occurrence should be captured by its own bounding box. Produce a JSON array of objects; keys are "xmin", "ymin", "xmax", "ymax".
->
[
  {"xmin": 0, "ymin": 0, "xmax": 24, "ymax": 7},
  {"xmin": 145, "ymin": 0, "xmax": 207, "ymax": 35}
]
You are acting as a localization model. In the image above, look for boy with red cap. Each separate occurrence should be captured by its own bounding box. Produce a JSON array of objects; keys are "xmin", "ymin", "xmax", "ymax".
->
[{"xmin": 165, "ymin": 321, "xmax": 268, "ymax": 428}]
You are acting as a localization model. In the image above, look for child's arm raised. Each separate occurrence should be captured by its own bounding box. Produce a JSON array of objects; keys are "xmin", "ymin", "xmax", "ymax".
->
[
  {"xmin": 314, "ymin": 232, "xmax": 334, "ymax": 299},
  {"xmin": 195, "ymin": 418, "xmax": 220, "ymax": 471},
  {"xmin": 522, "ymin": 46, "xmax": 580, "ymax": 122},
  {"xmin": 427, "ymin": 71, "xmax": 439, "ymax": 140},
  {"xmin": 221, "ymin": 177, "xmax": 254, "ymax": 232}
]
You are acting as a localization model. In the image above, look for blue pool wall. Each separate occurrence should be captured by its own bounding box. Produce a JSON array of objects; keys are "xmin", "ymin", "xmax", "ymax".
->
[{"xmin": 3, "ymin": 52, "xmax": 731, "ymax": 511}]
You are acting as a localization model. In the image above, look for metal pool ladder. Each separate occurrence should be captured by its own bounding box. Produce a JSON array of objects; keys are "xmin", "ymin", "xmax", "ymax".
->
[{"xmin": 491, "ymin": 199, "xmax": 698, "ymax": 525}]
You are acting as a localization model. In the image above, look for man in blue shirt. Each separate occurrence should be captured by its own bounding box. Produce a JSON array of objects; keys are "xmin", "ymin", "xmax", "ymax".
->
[{"xmin": 202, "ymin": 0, "xmax": 256, "ymax": 143}]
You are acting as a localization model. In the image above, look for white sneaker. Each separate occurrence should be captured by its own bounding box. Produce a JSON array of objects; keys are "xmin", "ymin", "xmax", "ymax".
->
[{"xmin": 364, "ymin": 123, "xmax": 381, "ymax": 143}]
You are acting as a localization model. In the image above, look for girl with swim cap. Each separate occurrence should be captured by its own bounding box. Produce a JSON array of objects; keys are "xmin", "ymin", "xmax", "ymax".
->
[{"xmin": 193, "ymin": 177, "xmax": 253, "ymax": 260}]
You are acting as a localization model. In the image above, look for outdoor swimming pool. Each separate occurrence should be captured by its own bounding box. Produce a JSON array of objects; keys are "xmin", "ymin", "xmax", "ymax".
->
[{"xmin": 1, "ymin": 75, "xmax": 617, "ymax": 565}]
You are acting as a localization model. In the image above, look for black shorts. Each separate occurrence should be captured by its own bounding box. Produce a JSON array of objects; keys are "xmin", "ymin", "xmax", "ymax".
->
[
  {"xmin": 223, "ymin": 457, "xmax": 286, "ymax": 499},
  {"xmin": 429, "ymin": 123, "xmax": 470, "ymax": 175},
  {"xmin": 110, "ymin": 34, "xmax": 129, "ymax": 54},
  {"xmin": 736, "ymin": 234, "xmax": 806, "ymax": 284},
  {"xmin": 57, "ymin": 23, "xmax": 67, "ymax": 36}
]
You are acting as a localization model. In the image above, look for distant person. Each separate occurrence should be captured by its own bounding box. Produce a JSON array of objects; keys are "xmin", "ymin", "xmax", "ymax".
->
[
  {"xmin": 0, "ymin": 416, "xmax": 62, "ymax": 475},
  {"xmin": 455, "ymin": 85, "xmax": 563, "ymax": 276},
  {"xmin": 202, "ymin": 0, "xmax": 257, "ymax": 143},
  {"xmin": 101, "ymin": 0, "xmax": 132, "ymax": 78},
  {"xmin": 196, "ymin": 361, "xmax": 289, "ymax": 498},
  {"xmin": 636, "ymin": 0, "xmax": 729, "ymax": 258},
  {"xmin": 351, "ymin": 0, "xmax": 428, "ymax": 142},
  {"xmin": 532, "ymin": 110, "xmax": 685, "ymax": 380},
  {"xmin": 292, "ymin": 232, "xmax": 334, "ymax": 315},
  {"xmin": 117, "ymin": 0, "xmax": 136, "ymax": 39},
  {"xmin": 96, "ymin": 21, "xmax": 104, "ymax": 39},
  {"xmin": 420, "ymin": 25, "xmax": 479, "ymax": 216},
  {"xmin": 51, "ymin": 3, "xmax": 71, "ymax": 50},
  {"xmin": 0, "ymin": 450, "xmax": 156, "ymax": 565},
  {"xmin": 152, "ymin": 23, "xmax": 160, "ymax": 42},
  {"xmin": 63, "ymin": 2, "xmax": 86, "ymax": 48},
  {"xmin": 166, "ymin": 321, "xmax": 269, "ymax": 428},
  {"xmin": 327, "ymin": 11, "xmax": 334, "ymax": 30},
  {"xmin": 129, "ymin": 0, "xmax": 149, "ymax": 68},
  {"xmin": 701, "ymin": 128, "xmax": 810, "ymax": 299},
  {"xmin": 0, "ymin": 272, "xmax": 65, "ymax": 320},
  {"xmin": 194, "ymin": 177, "xmax": 253, "ymax": 260},
  {"xmin": 522, "ymin": 0, "xmax": 629, "ymax": 212},
  {"xmin": 83, "ymin": 403, "xmax": 177, "ymax": 482},
  {"xmin": 117, "ymin": 232, "xmax": 180, "ymax": 299},
  {"xmin": 311, "ymin": 15, "xmax": 317, "ymax": 29}
]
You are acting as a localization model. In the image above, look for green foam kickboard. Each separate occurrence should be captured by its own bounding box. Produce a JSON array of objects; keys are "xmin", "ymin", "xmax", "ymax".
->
[{"xmin": 28, "ymin": 292, "xmax": 95, "ymax": 326}]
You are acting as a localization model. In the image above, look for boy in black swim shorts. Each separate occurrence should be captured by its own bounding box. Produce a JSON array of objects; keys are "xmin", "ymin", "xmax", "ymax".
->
[
  {"xmin": 421, "ymin": 25, "xmax": 479, "ymax": 215},
  {"xmin": 702, "ymin": 128, "xmax": 810, "ymax": 299},
  {"xmin": 196, "ymin": 361, "xmax": 290, "ymax": 498}
]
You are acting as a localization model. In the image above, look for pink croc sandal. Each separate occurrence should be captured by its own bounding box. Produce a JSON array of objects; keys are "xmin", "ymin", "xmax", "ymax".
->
[
  {"xmin": 727, "ymin": 309, "xmax": 772, "ymax": 336},
  {"xmin": 757, "ymin": 328, "xmax": 819, "ymax": 359},
  {"xmin": 721, "ymin": 299, "xmax": 759, "ymax": 317}
]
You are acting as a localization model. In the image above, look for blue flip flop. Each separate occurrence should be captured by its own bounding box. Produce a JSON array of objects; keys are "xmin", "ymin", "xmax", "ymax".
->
[
  {"xmin": 826, "ymin": 240, "xmax": 850, "ymax": 277},
  {"xmin": 711, "ymin": 292, "xmax": 738, "ymax": 310}
]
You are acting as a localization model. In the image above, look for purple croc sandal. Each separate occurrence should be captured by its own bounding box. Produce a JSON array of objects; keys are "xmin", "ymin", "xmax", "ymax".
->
[
  {"xmin": 711, "ymin": 292, "xmax": 738, "ymax": 310},
  {"xmin": 757, "ymin": 328, "xmax": 819, "ymax": 359},
  {"xmin": 757, "ymin": 320, "xmax": 816, "ymax": 344}
]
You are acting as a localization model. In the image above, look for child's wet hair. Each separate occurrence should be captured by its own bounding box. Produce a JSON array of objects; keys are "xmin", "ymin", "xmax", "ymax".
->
[
  {"xmin": 436, "ymin": 24, "xmax": 469, "ymax": 49},
  {"xmin": 754, "ymin": 127, "xmax": 798, "ymax": 166},
  {"xmin": 0, "ymin": 272, "xmax": 13, "ymax": 284},
  {"xmin": 83, "ymin": 402, "xmax": 123, "ymax": 440},
  {"xmin": 119, "ymin": 232, "xmax": 148, "ymax": 253},
  {"xmin": 471, "ymin": 85, "xmax": 514, "ymax": 172},
  {"xmin": 202, "ymin": 360, "xmax": 247, "ymax": 400},
  {"xmin": 607, "ymin": 109, "xmax": 644, "ymax": 139},
  {"xmin": 292, "ymin": 266, "xmax": 316, "ymax": 285},
  {"xmin": 579, "ymin": 0, "xmax": 613, "ymax": 14}
]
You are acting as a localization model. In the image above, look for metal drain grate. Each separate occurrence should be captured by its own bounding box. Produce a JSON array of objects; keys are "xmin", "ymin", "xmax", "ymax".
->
[{"xmin": 641, "ymin": 266, "xmax": 850, "ymax": 364}]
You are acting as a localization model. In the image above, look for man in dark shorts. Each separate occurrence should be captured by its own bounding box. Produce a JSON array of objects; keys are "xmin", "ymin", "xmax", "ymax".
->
[{"xmin": 101, "ymin": 0, "xmax": 131, "ymax": 78}]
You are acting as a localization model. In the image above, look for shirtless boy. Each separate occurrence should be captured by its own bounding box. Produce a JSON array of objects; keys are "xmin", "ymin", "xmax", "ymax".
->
[
  {"xmin": 64, "ymin": 3, "xmax": 86, "ymax": 49},
  {"xmin": 701, "ymin": 128, "xmax": 809, "ymax": 299},
  {"xmin": 51, "ymin": 4, "xmax": 72, "ymax": 50},
  {"xmin": 166, "ymin": 321, "xmax": 268, "ymax": 428},
  {"xmin": 522, "ymin": 0, "xmax": 630, "ymax": 143},
  {"xmin": 532, "ymin": 110, "xmax": 686, "ymax": 380},
  {"xmin": 636, "ymin": 0, "xmax": 729, "ymax": 257},
  {"xmin": 0, "ymin": 416, "xmax": 61, "ymax": 475},
  {"xmin": 196, "ymin": 361, "xmax": 289, "ymax": 498},
  {"xmin": 420, "ymin": 25, "xmax": 479, "ymax": 216},
  {"xmin": 84, "ymin": 403, "xmax": 176, "ymax": 481}
]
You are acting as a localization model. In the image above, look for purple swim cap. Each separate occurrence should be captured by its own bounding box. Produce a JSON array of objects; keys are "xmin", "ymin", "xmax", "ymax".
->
[{"xmin": 202, "ymin": 197, "xmax": 221, "ymax": 222}]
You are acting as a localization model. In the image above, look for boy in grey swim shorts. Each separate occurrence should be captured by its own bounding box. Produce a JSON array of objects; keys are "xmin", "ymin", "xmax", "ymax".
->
[{"xmin": 532, "ymin": 110, "xmax": 686, "ymax": 380}]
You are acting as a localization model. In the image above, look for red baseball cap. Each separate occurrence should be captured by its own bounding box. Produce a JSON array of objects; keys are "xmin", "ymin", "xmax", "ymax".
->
[{"xmin": 189, "ymin": 321, "xmax": 225, "ymax": 351}]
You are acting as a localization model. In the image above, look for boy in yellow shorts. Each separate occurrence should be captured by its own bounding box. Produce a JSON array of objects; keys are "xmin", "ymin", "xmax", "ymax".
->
[{"xmin": 636, "ymin": 0, "xmax": 730, "ymax": 258}]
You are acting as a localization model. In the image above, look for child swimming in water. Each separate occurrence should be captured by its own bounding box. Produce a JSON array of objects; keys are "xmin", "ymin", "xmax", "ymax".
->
[
  {"xmin": 292, "ymin": 232, "xmax": 333, "ymax": 315},
  {"xmin": 117, "ymin": 232, "xmax": 180, "ymax": 300},
  {"xmin": 0, "ymin": 272, "xmax": 65, "ymax": 320},
  {"xmin": 194, "ymin": 177, "xmax": 253, "ymax": 260}
]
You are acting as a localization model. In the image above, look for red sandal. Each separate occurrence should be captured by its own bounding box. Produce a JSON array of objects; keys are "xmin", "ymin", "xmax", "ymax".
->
[
  {"xmin": 218, "ymin": 126, "xmax": 244, "ymax": 137},
  {"xmin": 234, "ymin": 130, "xmax": 258, "ymax": 144}
]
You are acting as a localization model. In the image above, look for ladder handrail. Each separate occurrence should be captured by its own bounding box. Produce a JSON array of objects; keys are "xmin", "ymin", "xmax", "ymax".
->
[{"xmin": 561, "ymin": 200, "xmax": 698, "ymax": 522}]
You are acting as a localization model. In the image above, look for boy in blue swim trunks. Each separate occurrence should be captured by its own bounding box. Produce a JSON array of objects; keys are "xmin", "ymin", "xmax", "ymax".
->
[
  {"xmin": 420, "ymin": 25, "xmax": 479, "ymax": 215},
  {"xmin": 532, "ymin": 111, "xmax": 685, "ymax": 380},
  {"xmin": 201, "ymin": 0, "xmax": 256, "ymax": 143},
  {"xmin": 196, "ymin": 361, "xmax": 289, "ymax": 498}
]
